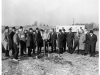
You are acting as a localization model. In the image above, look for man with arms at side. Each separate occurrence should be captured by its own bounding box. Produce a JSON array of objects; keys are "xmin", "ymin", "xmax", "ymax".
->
[
  {"xmin": 50, "ymin": 29, "xmax": 57, "ymax": 53},
  {"xmin": 19, "ymin": 26, "xmax": 26, "ymax": 56},
  {"xmin": 10, "ymin": 27, "xmax": 16, "ymax": 56},
  {"xmin": 35, "ymin": 28, "xmax": 43, "ymax": 58},
  {"xmin": 62, "ymin": 28, "xmax": 67, "ymax": 52},
  {"xmin": 2, "ymin": 26, "xmax": 12, "ymax": 57},
  {"xmin": 88, "ymin": 30, "xmax": 97, "ymax": 57},
  {"xmin": 66, "ymin": 28, "xmax": 74, "ymax": 54},
  {"xmin": 13, "ymin": 29, "xmax": 20, "ymax": 61},
  {"xmin": 58, "ymin": 29, "xmax": 64, "ymax": 54}
]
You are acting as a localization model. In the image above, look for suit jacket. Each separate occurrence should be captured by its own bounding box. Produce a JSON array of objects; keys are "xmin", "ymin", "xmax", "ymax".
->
[
  {"xmin": 66, "ymin": 32, "xmax": 74, "ymax": 47},
  {"xmin": 50, "ymin": 32, "xmax": 57, "ymax": 41},
  {"xmin": 88, "ymin": 34, "xmax": 97, "ymax": 44}
]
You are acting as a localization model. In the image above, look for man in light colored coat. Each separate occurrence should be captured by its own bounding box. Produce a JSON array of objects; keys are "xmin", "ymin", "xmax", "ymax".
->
[
  {"xmin": 79, "ymin": 29, "xmax": 86, "ymax": 53},
  {"xmin": 2, "ymin": 26, "xmax": 12, "ymax": 57}
]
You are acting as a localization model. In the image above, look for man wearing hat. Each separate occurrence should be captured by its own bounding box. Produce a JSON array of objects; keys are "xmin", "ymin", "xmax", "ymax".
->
[
  {"xmin": 10, "ymin": 27, "xmax": 16, "ymax": 56},
  {"xmin": 88, "ymin": 30, "xmax": 97, "ymax": 57},
  {"xmin": 62, "ymin": 28, "xmax": 67, "ymax": 52},
  {"xmin": 58, "ymin": 29, "xmax": 64, "ymax": 54},
  {"xmin": 42, "ymin": 29, "xmax": 49, "ymax": 53},
  {"xmin": 49, "ymin": 28, "xmax": 57, "ymax": 53},
  {"xmin": 32, "ymin": 30, "xmax": 36, "ymax": 54},
  {"xmin": 13, "ymin": 29, "xmax": 20, "ymax": 61},
  {"xmin": 35, "ymin": 28, "xmax": 43, "ymax": 57},
  {"xmin": 19, "ymin": 26, "xmax": 26, "ymax": 56},
  {"xmin": 66, "ymin": 27, "xmax": 74, "ymax": 54},
  {"xmin": 26, "ymin": 28, "xmax": 34, "ymax": 56},
  {"xmin": 2, "ymin": 26, "xmax": 12, "ymax": 57}
]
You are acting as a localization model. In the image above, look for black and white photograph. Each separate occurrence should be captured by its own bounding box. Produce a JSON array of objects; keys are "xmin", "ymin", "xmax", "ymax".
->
[{"xmin": 1, "ymin": 0, "xmax": 99, "ymax": 75}]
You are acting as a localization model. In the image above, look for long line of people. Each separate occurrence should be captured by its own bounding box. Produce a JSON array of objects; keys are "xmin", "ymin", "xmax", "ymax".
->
[{"xmin": 2, "ymin": 26, "xmax": 97, "ymax": 61}]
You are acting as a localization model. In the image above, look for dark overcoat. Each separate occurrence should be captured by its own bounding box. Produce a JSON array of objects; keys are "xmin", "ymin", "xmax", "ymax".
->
[
  {"xmin": 58, "ymin": 32, "xmax": 64, "ymax": 48},
  {"xmin": 26, "ymin": 32, "xmax": 35, "ymax": 48},
  {"xmin": 35, "ymin": 31, "xmax": 43, "ymax": 47},
  {"xmin": 88, "ymin": 34, "xmax": 97, "ymax": 52},
  {"xmin": 66, "ymin": 32, "xmax": 74, "ymax": 47},
  {"xmin": 50, "ymin": 32, "xmax": 57, "ymax": 47},
  {"xmin": 63, "ymin": 32, "xmax": 67, "ymax": 46},
  {"xmin": 84, "ymin": 33, "xmax": 90, "ymax": 53},
  {"xmin": 10, "ymin": 31, "xmax": 15, "ymax": 45}
]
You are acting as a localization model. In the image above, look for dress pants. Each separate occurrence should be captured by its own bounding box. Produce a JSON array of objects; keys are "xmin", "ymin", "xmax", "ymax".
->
[
  {"xmin": 13, "ymin": 44, "xmax": 19, "ymax": 59},
  {"xmin": 63, "ymin": 42, "xmax": 66, "ymax": 52},
  {"xmin": 72, "ymin": 41, "xmax": 79, "ymax": 54},
  {"xmin": 28, "ymin": 47, "xmax": 32, "ymax": 56},
  {"xmin": 12, "ymin": 42, "xmax": 15, "ymax": 55},
  {"xmin": 43, "ymin": 40, "xmax": 48, "ymax": 53},
  {"xmin": 89, "ymin": 43, "xmax": 96, "ymax": 56},
  {"xmin": 68, "ymin": 47, "xmax": 73, "ymax": 54},
  {"xmin": 20, "ymin": 40, "xmax": 26, "ymax": 56},
  {"xmin": 5, "ymin": 50, "xmax": 9, "ymax": 57},
  {"xmin": 59, "ymin": 48, "xmax": 63, "ymax": 54}
]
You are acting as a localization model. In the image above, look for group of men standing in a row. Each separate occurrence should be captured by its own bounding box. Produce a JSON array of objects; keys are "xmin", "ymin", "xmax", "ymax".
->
[
  {"xmin": 57, "ymin": 27, "xmax": 97, "ymax": 56},
  {"xmin": 2, "ymin": 26, "xmax": 97, "ymax": 61}
]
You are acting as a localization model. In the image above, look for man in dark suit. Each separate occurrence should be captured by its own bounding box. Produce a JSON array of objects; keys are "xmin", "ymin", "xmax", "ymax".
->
[
  {"xmin": 35, "ymin": 28, "xmax": 43, "ymax": 56},
  {"xmin": 88, "ymin": 30, "xmax": 97, "ymax": 57},
  {"xmin": 10, "ymin": 27, "xmax": 16, "ymax": 56},
  {"xmin": 50, "ymin": 29, "xmax": 57, "ymax": 53},
  {"xmin": 24, "ymin": 30, "xmax": 28, "ymax": 53},
  {"xmin": 66, "ymin": 28, "xmax": 74, "ymax": 54},
  {"xmin": 26, "ymin": 28, "xmax": 34, "ymax": 57},
  {"xmin": 58, "ymin": 29, "xmax": 64, "ymax": 54},
  {"xmin": 32, "ymin": 30, "xmax": 36, "ymax": 54},
  {"xmin": 62, "ymin": 29, "xmax": 67, "ymax": 52}
]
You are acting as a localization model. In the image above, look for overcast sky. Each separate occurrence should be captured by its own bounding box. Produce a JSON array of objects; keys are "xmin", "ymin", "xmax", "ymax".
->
[{"xmin": 2, "ymin": 0, "xmax": 99, "ymax": 26}]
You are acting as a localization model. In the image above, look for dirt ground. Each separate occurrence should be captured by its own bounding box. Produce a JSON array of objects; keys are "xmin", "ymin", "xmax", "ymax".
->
[{"xmin": 2, "ymin": 51, "xmax": 99, "ymax": 75}]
